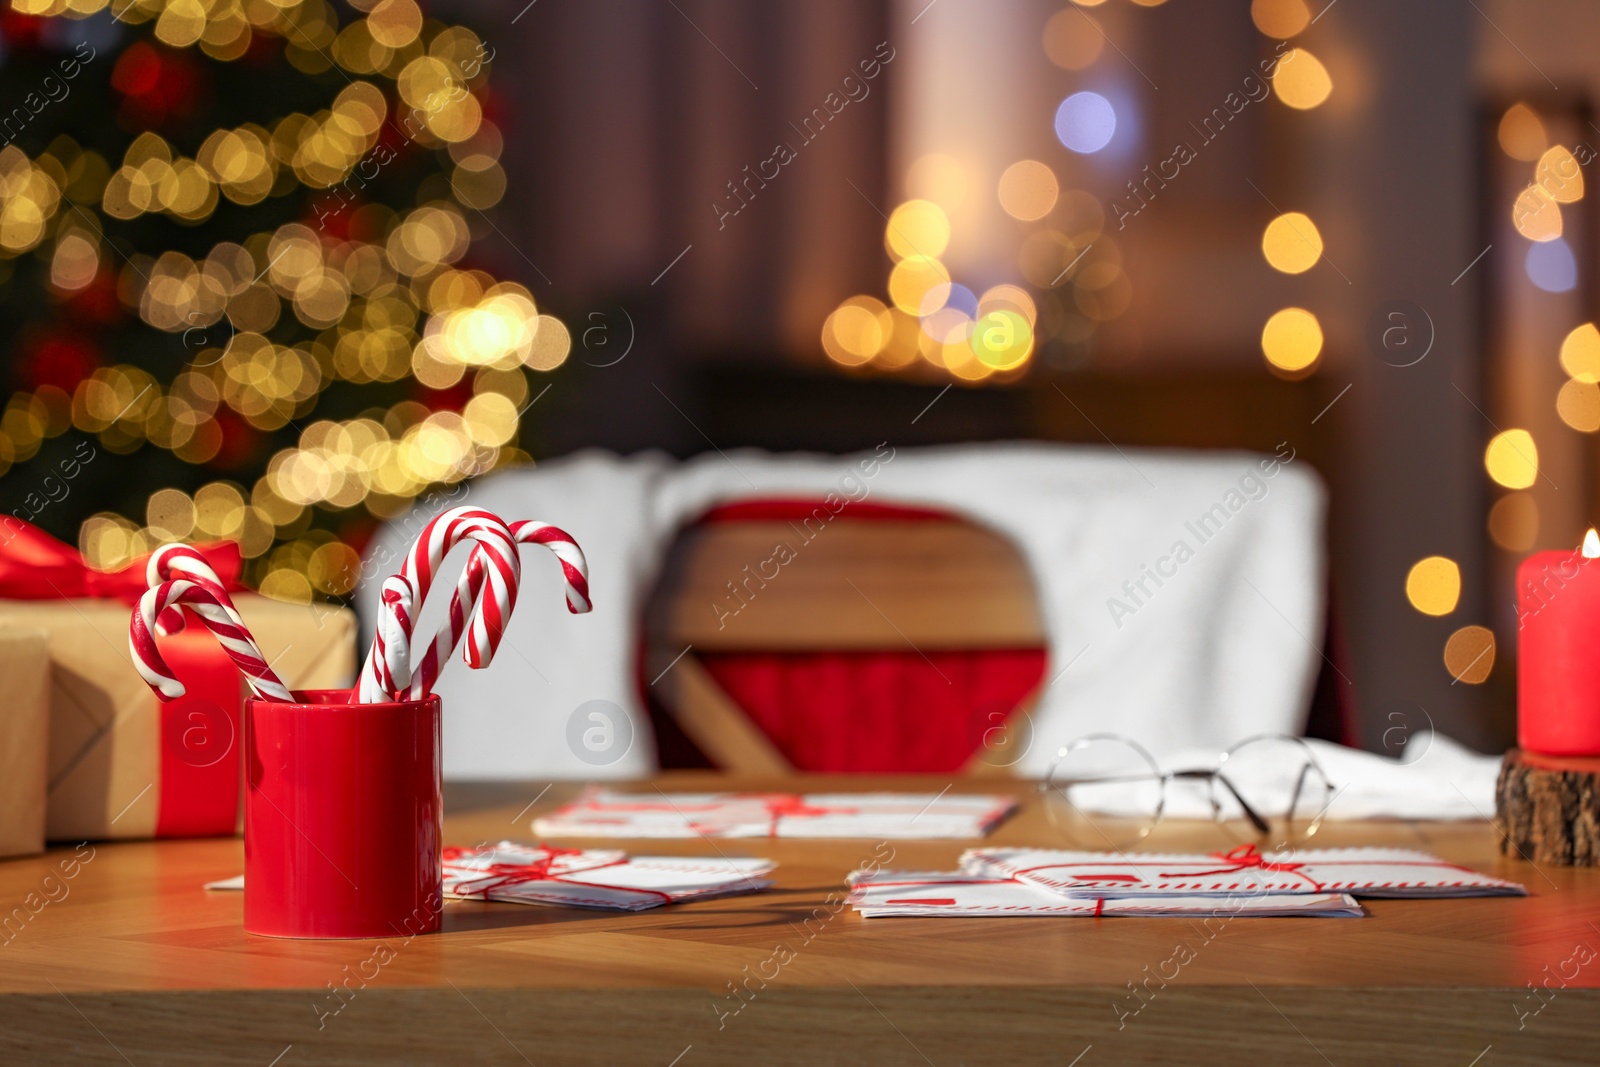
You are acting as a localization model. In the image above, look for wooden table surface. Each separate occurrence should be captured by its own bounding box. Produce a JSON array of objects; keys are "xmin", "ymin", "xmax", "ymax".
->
[{"xmin": 2, "ymin": 773, "xmax": 1598, "ymax": 1066}]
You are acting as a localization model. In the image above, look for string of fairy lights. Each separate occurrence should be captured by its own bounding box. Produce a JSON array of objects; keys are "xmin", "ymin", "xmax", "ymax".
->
[
  {"xmin": 820, "ymin": 0, "xmax": 1335, "ymax": 384},
  {"xmin": 0, "ymin": 0, "xmax": 568, "ymax": 604}
]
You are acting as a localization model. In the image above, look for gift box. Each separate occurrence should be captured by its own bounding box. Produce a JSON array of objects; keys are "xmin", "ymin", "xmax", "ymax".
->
[
  {"xmin": 0, "ymin": 628, "xmax": 50, "ymax": 857},
  {"xmin": 0, "ymin": 521, "xmax": 358, "ymax": 841}
]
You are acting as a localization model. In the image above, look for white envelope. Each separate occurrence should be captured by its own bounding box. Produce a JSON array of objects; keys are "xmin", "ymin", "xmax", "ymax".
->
[
  {"xmin": 847, "ymin": 869, "xmax": 1364, "ymax": 917},
  {"xmin": 443, "ymin": 842, "xmax": 776, "ymax": 911},
  {"xmin": 963, "ymin": 845, "xmax": 1527, "ymax": 898},
  {"xmin": 533, "ymin": 789, "xmax": 1017, "ymax": 839}
]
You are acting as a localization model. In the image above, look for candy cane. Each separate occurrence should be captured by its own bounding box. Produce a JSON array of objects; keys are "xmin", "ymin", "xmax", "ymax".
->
[
  {"xmin": 145, "ymin": 543, "xmax": 245, "ymax": 636},
  {"xmin": 404, "ymin": 520, "xmax": 592, "ymax": 698},
  {"xmin": 508, "ymin": 521, "xmax": 591, "ymax": 615},
  {"xmin": 131, "ymin": 579, "xmax": 293, "ymax": 702},
  {"xmin": 358, "ymin": 574, "xmax": 418, "ymax": 703},
  {"xmin": 356, "ymin": 507, "xmax": 520, "ymax": 701}
]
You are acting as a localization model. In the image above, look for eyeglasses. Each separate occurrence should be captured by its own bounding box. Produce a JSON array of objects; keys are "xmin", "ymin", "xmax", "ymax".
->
[{"xmin": 1038, "ymin": 733, "xmax": 1337, "ymax": 849}]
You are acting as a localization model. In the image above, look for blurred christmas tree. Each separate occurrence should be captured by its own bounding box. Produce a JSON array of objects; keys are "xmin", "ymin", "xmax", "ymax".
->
[{"xmin": 0, "ymin": 0, "xmax": 567, "ymax": 601}]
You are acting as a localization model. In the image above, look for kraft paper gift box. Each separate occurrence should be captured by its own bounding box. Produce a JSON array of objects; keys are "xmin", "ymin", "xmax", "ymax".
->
[
  {"xmin": 0, "ymin": 629, "xmax": 50, "ymax": 858},
  {"xmin": 0, "ymin": 593, "xmax": 356, "ymax": 841},
  {"xmin": 0, "ymin": 521, "xmax": 358, "ymax": 841}
]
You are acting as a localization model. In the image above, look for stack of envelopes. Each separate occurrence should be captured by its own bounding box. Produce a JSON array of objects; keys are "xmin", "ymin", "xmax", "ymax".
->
[{"xmin": 847, "ymin": 845, "xmax": 1526, "ymax": 918}]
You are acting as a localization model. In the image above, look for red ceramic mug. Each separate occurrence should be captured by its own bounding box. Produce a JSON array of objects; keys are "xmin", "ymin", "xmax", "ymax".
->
[{"xmin": 244, "ymin": 689, "xmax": 442, "ymax": 939}]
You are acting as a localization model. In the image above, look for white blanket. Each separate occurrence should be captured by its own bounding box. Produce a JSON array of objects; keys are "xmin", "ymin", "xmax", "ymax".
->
[{"xmin": 357, "ymin": 442, "xmax": 1328, "ymax": 780}]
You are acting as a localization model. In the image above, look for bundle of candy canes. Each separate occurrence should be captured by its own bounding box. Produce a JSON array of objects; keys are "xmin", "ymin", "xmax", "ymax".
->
[{"xmin": 127, "ymin": 507, "xmax": 590, "ymax": 704}]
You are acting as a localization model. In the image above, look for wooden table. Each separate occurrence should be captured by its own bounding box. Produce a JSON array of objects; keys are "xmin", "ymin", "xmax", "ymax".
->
[{"xmin": 2, "ymin": 773, "xmax": 1598, "ymax": 1065}]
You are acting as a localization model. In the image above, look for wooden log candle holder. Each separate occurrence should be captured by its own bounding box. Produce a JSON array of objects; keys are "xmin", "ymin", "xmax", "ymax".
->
[{"xmin": 1495, "ymin": 750, "xmax": 1600, "ymax": 866}]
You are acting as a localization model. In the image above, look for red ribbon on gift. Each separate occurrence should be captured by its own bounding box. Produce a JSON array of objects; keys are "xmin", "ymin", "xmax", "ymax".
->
[
  {"xmin": 0, "ymin": 518, "xmax": 242, "ymax": 602},
  {"xmin": 0, "ymin": 520, "xmax": 245, "ymax": 838},
  {"xmin": 443, "ymin": 845, "xmax": 673, "ymax": 906}
]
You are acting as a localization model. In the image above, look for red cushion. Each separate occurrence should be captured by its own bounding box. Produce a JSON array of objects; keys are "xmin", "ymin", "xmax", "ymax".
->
[{"xmin": 699, "ymin": 649, "xmax": 1047, "ymax": 773}]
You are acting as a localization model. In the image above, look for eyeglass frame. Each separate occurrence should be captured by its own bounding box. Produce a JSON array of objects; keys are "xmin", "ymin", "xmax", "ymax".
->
[{"xmin": 1038, "ymin": 732, "xmax": 1338, "ymax": 844}]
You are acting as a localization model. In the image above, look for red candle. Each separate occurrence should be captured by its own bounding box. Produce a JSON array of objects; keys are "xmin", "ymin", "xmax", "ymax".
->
[{"xmin": 1518, "ymin": 529, "xmax": 1600, "ymax": 756}]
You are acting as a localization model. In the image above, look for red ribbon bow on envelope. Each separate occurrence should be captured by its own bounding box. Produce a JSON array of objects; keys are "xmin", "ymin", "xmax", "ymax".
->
[
  {"xmin": 442, "ymin": 845, "xmax": 673, "ymax": 906},
  {"xmin": 1172, "ymin": 844, "xmax": 1324, "ymax": 889},
  {"xmin": 737, "ymin": 793, "xmax": 862, "ymax": 837}
]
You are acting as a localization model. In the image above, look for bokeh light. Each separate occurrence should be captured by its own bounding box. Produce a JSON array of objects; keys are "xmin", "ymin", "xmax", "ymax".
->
[
  {"xmin": 822, "ymin": 296, "xmax": 893, "ymax": 366},
  {"xmin": 998, "ymin": 160, "xmax": 1060, "ymax": 222},
  {"xmin": 1484, "ymin": 429, "xmax": 1539, "ymax": 489},
  {"xmin": 1043, "ymin": 7, "xmax": 1105, "ymax": 71},
  {"xmin": 885, "ymin": 199, "xmax": 951, "ymax": 260},
  {"xmin": 1536, "ymin": 145, "xmax": 1584, "ymax": 204},
  {"xmin": 1271, "ymin": 48, "xmax": 1332, "ymax": 109},
  {"xmin": 1512, "ymin": 186, "xmax": 1562, "ymax": 242},
  {"xmin": 969, "ymin": 310, "xmax": 1034, "ymax": 370},
  {"xmin": 1251, "ymin": 0, "xmax": 1310, "ymax": 38},
  {"xmin": 1261, "ymin": 212, "xmax": 1323, "ymax": 274},
  {"xmin": 888, "ymin": 255, "xmax": 952, "ymax": 314},
  {"xmin": 1405, "ymin": 556, "xmax": 1461, "ymax": 616},
  {"xmin": 1556, "ymin": 378, "xmax": 1600, "ymax": 431},
  {"xmin": 1055, "ymin": 91, "xmax": 1117, "ymax": 154},
  {"xmin": 1260, "ymin": 307, "xmax": 1322, "ymax": 373},
  {"xmin": 1526, "ymin": 237, "xmax": 1577, "ymax": 293},
  {"xmin": 1498, "ymin": 103, "xmax": 1548, "ymax": 161},
  {"xmin": 1560, "ymin": 323, "xmax": 1600, "ymax": 382},
  {"xmin": 1443, "ymin": 625, "xmax": 1495, "ymax": 684},
  {"xmin": 1488, "ymin": 493, "xmax": 1539, "ymax": 552}
]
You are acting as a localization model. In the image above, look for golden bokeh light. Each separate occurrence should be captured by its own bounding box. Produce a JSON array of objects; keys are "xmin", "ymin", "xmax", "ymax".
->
[
  {"xmin": 1484, "ymin": 429, "xmax": 1539, "ymax": 489},
  {"xmin": 1043, "ymin": 7, "xmax": 1105, "ymax": 71},
  {"xmin": 1497, "ymin": 103, "xmax": 1548, "ymax": 162},
  {"xmin": 885, "ymin": 199, "xmax": 951, "ymax": 261},
  {"xmin": 874, "ymin": 308, "xmax": 922, "ymax": 369},
  {"xmin": 1251, "ymin": 0, "xmax": 1310, "ymax": 38},
  {"xmin": 1488, "ymin": 493, "xmax": 1538, "ymax": 553},
  {"xmin": 50, "ymin": 232, "xmax": 100, "ymax": 291},
  {"xmin": 1261, "ymin": 212, "xmax": 1323, "ymax": 274},
  {"xmin": 822, "ymin": 295, "xmax": 893, "ymax": 366},
  {"xmin": 1512, "ymin": 185, "xmax": 1562, "ymax": 242},
  {"xmin": 1260, "ymin": 307, "xmax": 1322, "ymax": 373},
  {"xmin": 1559, "ymin": 323, "xmax": 1600, "ymax": 382},
  {"xmin": 1271, "ymin": 48, "xmax": 1332, "ymax": 110},
  {"xmin": 887, "ymin": 255, "xmax": 951, "ymax": 315},
  {"xmin": 905, "ymin": 154, "xmax": 968, "ymax": 212},
  {"xmin": 969, "ymin": 310, "xmax": 1034, "ymax": 370},
  {"xmin": 1536, "ymin": 146, "xmax": 1584, "ymax": 204},
  {"xmin": 978, "ymin": 284, "xmax": 1037, "ymax": 326},
  {"xmin": 260, "ymin": 568, "xmax": 314, "ymax": 605},
  {"xmin": 146, "ymin": 488, "xmax": 197, "ymax": 542},
  {"xmin": 1405, "ymin": 555, "xmax": 1461, "ymax": 616},
  {"xmin": 998, "ymin": 160, "xmax": 1060, "ymax": 222},
  {"xmin": 1557, "ymin": 378, "xmax": 1600, "ymax": 432},
  {"xmin": 1443, "ymin": 625, "xmax": 1495, "ymax": 684}
]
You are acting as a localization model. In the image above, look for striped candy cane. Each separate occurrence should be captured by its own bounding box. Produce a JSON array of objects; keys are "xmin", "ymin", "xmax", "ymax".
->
[
  {"xmin": 131, "ymin": 579, "xmax": 293, "ymax": 702},
  {"xmin": 145, "ymin": 543, "xmax": 244, "ymax": 636},
  {"xmin": 357, "ymin": 507, "xmax": 521, "ymax": 702},
  {"xmin": 509, "ymin": 521, "xmax": 591, "ymax": 615},
  {"xmin": 360, "ymin": 574, "xmax": 418, "ymax": 702},
  {"xmin": 405, "ymin": 520, "xmax": 592, "ymax": 698}
]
